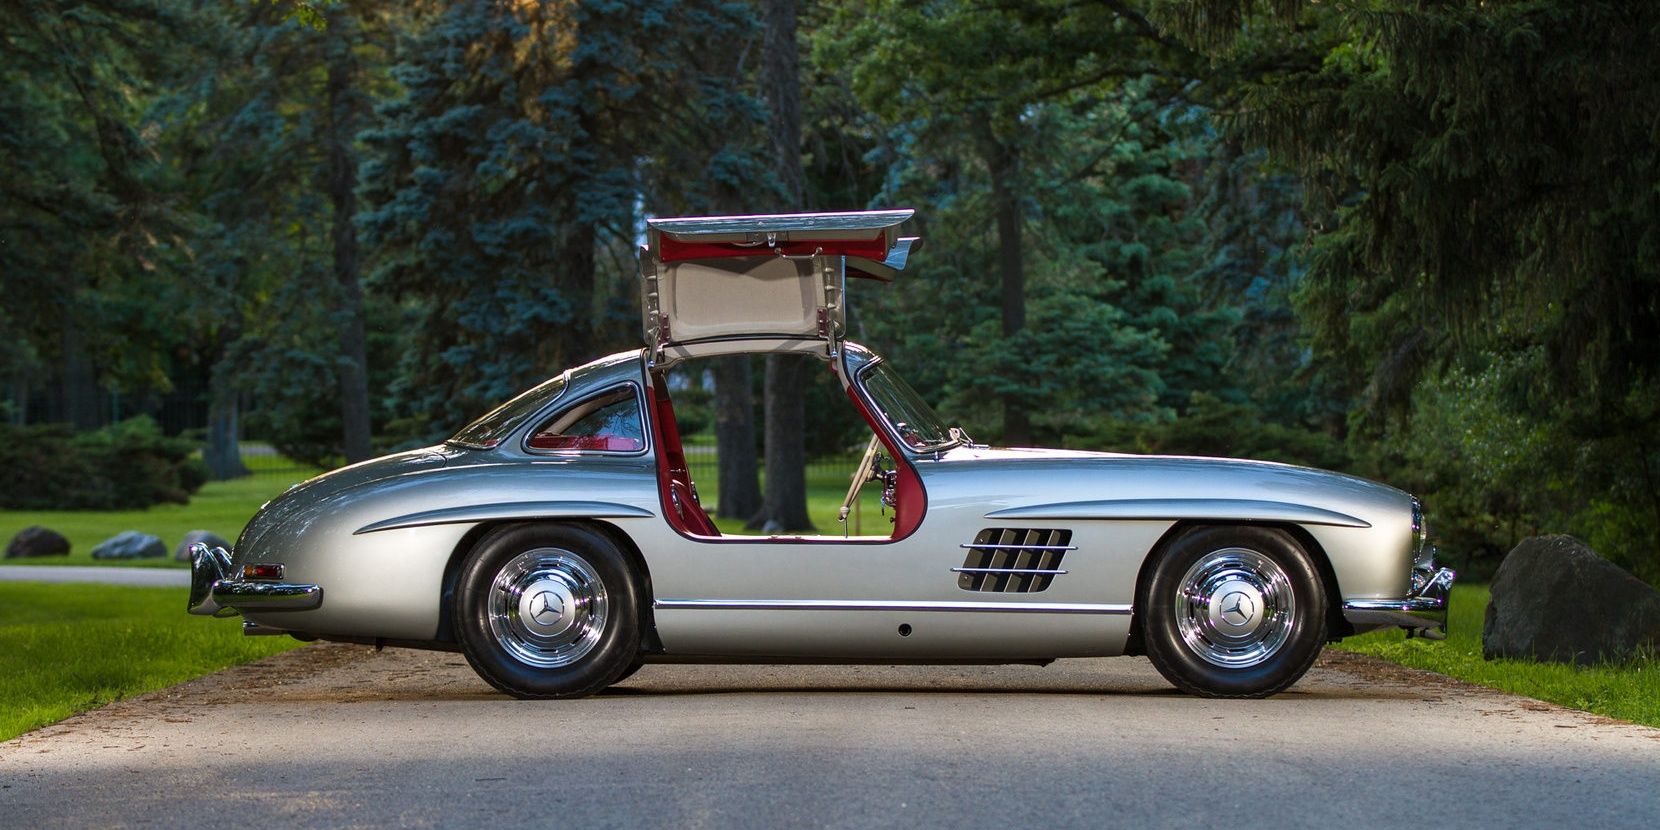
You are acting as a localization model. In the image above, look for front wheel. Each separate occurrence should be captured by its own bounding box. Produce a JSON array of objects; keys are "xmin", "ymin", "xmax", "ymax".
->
[
  {"xmin": 455, "ymin": 524, "xmax": 640, "ymax": 699},
  {"xmin": 1140, "ymin": 526, "xmax": 1327, "ymax": 698}
]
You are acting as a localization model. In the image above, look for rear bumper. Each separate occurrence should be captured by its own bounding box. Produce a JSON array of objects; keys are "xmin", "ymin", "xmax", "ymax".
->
[
  {"xmin": 187, "ymin": 543, "xmax": 322, "ymax": 618},
  {"xmin": 1341, "ymin": 566, "xmax": 1455, "ymax": 640}
]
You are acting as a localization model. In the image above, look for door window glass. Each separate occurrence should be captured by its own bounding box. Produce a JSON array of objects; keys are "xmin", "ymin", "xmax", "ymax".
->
[{"xmin": 526, "ymin": 387, "xmax": 645, "ymax": 452}]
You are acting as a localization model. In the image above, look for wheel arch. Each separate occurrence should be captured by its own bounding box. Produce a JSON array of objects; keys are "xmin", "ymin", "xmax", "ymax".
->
[
  {"xmin": 435, "ymin": 519, "xmax": 663, "ymax": 653},
  {"xmin": 1123, "ymin": 520, "xmax": 1347, "ymax": 656}
]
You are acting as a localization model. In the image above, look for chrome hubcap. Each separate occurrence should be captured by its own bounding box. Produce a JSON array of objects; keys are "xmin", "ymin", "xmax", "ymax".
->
[
  {"xmin": 1175, "ymin": 547, "xmax": 1295, "ymax": 668},
  {"xmin": 487, "ymin": 548, "xmax": 607, "ymax": 668}
]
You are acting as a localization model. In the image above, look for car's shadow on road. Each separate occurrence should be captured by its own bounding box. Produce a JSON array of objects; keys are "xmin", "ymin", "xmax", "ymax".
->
[
  {"xmin": 196, "ymin": 645, "xmax": 1439, "ymax": 704},
  {"xmin": 589, "ymin": 685, "xmax": 1424, "ymax": 701},
  {"xmin": 598, "ymin": 684, "xmax": 1189, "ymax": 697}
]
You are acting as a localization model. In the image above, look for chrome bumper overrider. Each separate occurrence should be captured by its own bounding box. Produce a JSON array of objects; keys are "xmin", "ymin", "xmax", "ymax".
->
[
  {"xmin": 187, "ymin": 543, "xmax": 322, "ymax": 618},
  {"xmin": 1342, "ymin": 567, "xmax": 1456, "ymax": 640}
]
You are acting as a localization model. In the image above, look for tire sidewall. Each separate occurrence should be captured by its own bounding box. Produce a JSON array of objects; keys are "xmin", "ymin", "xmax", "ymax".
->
[
  {"xmin": 1141, "ymin": 525, "xmax": 1326, "ymax": 698},
  {"xmin": 455, "ymin": 523, "xmax": 639, "ymax": 699}
]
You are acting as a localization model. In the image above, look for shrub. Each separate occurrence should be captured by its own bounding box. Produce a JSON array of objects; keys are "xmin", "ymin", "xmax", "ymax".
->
[
  {"xmin": 0, "ymin": 417, "xmax": 207, "ymax": 510},
  {"xmin": 1066, "ymin": 393, "xmax": 1351, "ymax": 471}
]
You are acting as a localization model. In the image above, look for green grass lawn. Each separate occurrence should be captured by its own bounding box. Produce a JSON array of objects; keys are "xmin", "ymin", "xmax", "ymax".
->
[
  {"xmin": 0, "ymin": 582, "xmax": 304, "ymax": 742},
  {"xmin": 694, "ymin": 451, "xmax": 892, "ymax": 536},
  {"xmin": 0, "ymin": 469, "xmax": 318, "ymax": 568},
  {"xmin": 1336, "ymin": 583, "xmax": 1660, "ymax": 727}
]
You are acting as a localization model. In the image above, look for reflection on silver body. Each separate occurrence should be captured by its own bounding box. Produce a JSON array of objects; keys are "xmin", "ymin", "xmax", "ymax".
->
[
  {"xmin": 189, "ymin": 209, "xmax": 1452, "ymax": 696},
  {"xmin": 193, "ymin": 345, "xmax": 1448, "ymax": 653}
]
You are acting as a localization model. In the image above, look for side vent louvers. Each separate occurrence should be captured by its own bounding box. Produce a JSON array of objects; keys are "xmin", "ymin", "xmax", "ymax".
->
[{"xmin": 955, "ymin": 528, "xmax": 1074, "ymax": 593}]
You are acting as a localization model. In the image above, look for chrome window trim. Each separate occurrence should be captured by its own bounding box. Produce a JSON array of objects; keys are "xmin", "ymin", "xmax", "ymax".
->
[
  {"xmin": 843, "ymin": 348, "xmax": 961, "ymax": 457},
  {"xmin": 517, "ymin": 381, "xmax": 652, "ymax": 459},
  {"xmin": 654, "ymin": 598, "xmax": 1130, "ymax": 615}
]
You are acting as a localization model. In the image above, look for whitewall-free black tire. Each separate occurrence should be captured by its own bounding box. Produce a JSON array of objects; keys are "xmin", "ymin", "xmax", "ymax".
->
[
  {"xmin": 1140, "ymin": 526, "xmax": 1327, "ymax": 698},
  {"xmin": 454, "ymin": 524, "xmax": 640, "ymax": 699}
]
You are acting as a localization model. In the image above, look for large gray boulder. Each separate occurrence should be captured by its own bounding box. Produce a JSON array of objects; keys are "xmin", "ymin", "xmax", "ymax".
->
[
  {"xmin": 90, "ymin": 531, "xmax": 167, "ymax": 561},
  {"xmin": 174, "ymin": 530, "xmax": 231, "ymax": 562},
  {"xmin": 5, "ymin": 526, "xmax": 70, "ymax": 558},
  {"xmin": 1483, "ymin": 535, "xmax": 1660, "ymax": 665}
]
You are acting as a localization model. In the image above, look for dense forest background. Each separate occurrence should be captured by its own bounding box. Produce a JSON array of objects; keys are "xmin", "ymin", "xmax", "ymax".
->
[{"xmin": 2, "ymin": 0, "xmax": 1657, "ymax": 584}]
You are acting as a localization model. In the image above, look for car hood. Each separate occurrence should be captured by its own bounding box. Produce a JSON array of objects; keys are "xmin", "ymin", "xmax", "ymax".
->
[{"xmin": 929, "ymin": 445, "xmax": 1411, "ymax": 525}]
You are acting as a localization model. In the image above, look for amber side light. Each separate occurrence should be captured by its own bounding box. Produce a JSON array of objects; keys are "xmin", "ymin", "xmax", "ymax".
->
[{"xmin": 241, "ymin": 563, "xmax": 284, "ymax": 581}]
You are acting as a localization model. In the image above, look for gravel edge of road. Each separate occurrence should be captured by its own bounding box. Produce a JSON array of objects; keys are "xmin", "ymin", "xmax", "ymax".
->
[{"xmin": 8, "ymin": 641, "xmax": 1656, "ymax": 751}]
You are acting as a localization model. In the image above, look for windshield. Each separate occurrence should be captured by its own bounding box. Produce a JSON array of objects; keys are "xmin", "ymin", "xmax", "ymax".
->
[
  {"xmin": 447, "ymin": 375, "xmax": 569, "ymax": 449},
  {"xmin": 858, "ymin": 362, "xmax": 956, "ymax": 451}
]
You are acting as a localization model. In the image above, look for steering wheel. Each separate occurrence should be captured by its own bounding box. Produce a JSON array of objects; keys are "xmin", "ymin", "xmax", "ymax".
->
[{"xmin": 838, "ymin": 434, "xmax": 884, "ymax": 524}]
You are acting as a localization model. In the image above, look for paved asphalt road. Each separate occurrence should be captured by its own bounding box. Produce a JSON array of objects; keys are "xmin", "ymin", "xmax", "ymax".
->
[
  {"xmin": 0, "ymin": 565, "xmax": 189, "ymax": 587},
  {"xmin": 2, "ymin": 644, "xmax": 1656, "ymax": 829}
]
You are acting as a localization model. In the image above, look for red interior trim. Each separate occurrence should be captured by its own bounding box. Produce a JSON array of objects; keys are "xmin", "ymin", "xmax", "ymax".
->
[
  {"xmin": 841, "ymin": 381, "xmax": 926, "ymax": 540},
  {"xmin": 647, "ymin": 376, "xmax": 720, "ymax": 537},
  {"xmin": 657, "ymin": 236, "xmax": 889, "ymax": 265},
  {"xmin": 644, "ymin": 366, "xmax": 925, "ymax": 542},
  {"xmin": 526, "ymin": 435, "xmax": 643, "ymax": 452}
]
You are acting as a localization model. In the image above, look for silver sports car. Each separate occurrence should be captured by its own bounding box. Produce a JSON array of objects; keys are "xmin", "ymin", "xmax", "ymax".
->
[{"xmin": 190, "ymin": 209, "xmax": 1454, "ymax": 699}]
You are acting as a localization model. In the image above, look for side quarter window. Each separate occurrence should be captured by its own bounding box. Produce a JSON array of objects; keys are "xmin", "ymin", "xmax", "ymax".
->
[{"xmin": 526, "ymin": 386, "xmax": 645, "ymax": 453}]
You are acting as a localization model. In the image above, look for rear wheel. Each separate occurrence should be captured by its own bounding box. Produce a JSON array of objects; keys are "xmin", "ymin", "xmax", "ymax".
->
[
  {"xmin": 1140, "ymin": 526, "xmax": 1326, "ymax": 698},
  {"xmin": 611, "ymin": 657, "xmax": 646, "ymax": 686},
  {"xmin": 455, "ymin": 524, "xmax": 640, "ymax": 699}
]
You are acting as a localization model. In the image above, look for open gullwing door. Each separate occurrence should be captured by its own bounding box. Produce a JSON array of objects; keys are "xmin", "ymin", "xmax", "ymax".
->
[{"xmin": 640, "ymin": 210, "xmax": 919, "ymax": 364}]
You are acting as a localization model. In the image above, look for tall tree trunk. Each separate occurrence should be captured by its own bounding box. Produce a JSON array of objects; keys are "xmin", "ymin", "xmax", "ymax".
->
[
  {"xmin": 204, "ymin": 322, "xmax": 248, "ymax": 480},
  {"xmin": 203, "ymin": 397, "xmax": 249, "ymax": 480},
  {"xmin": 713, "ymin": 355, "xmax": 761, "ymax": 519},
  {"xmin": 761, "ymin": 0, "xmax": 806, "ymax": 213},
  {"xmin": 8, "ymin": 378, "xmax": 26, "ymax": 425},
  {"xmin": 327, "ymin": 11, "xmax": 373, "ymax": 463},
  {"xmin": 752, "ymin": 354, "xmax": 813, "ymax": 531},
  {"xmin": 555, "ymin": 211, "xmax": 597, "ymax": 369},
  {"xmin": 987, "ymin": 137, "xmax": 1030, "ymax": 445},
  {"xmin": 1636, "ymin": 435, "xmax": 1660, "ymax": 579},
  {"xmin": 59, "ymin": 313, "xmax": 100, "ymax": 431},
  {"xmin": 751, "ymin": 0, "xmax": 813, "ymax": 532}
]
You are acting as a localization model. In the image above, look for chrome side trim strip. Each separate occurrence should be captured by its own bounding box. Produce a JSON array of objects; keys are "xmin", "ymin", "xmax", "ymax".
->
[
  {"xmin": 355, "ymin": 500, "xmax": 655, "ymax": 535},
  {"xmin": 950, "ymin": 567, "xmax": 1069, "ymax": 576},
  {"xmin": 655, "ymin": 598, "xmax": 1130, "ymax": 615},
  {"xmin": 985, "ymin": 498, "xmax": 1371, "ymax": 528},
  {"xmin": 957, "ymin": 543, "xmax": 1077, "ymax": 551}
]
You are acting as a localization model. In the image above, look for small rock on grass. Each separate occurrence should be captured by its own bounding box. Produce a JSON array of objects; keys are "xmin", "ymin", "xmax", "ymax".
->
[
  {"xmin": 174, "ymin": 530, "xmax": 231, "ymax": 561},
  {"xmin": 5, "ymin": 526, "xmax": 70, "ymax": 558},
  {"xmin": 90, "ymin": 531, "xmax": 167, "ymax": 561}
]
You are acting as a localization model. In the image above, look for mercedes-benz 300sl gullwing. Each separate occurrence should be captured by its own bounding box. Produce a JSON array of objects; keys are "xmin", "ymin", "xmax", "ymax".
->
[{"xmin": 190, "ymin": 209, "xmax": 1455, "ymax": 699}]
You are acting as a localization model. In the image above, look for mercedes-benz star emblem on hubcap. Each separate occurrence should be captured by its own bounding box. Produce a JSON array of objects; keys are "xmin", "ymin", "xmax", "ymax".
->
[
  {"xmin": 1220, "ymin": 592, "xmax": 1255, "ymax": 626},
  {"xmin": 530, "ymin": 591, "xmax": 563, "ymax": 625}
]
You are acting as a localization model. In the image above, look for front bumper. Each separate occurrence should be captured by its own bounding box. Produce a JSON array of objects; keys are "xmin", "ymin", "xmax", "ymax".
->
[
  {"xmin": 1341, "ymin": 566, "xmax": 1456, "ymax": 640},
  {"xmin": 187, "ymin": 543, "xmax": 322, "ymax": 618}
]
